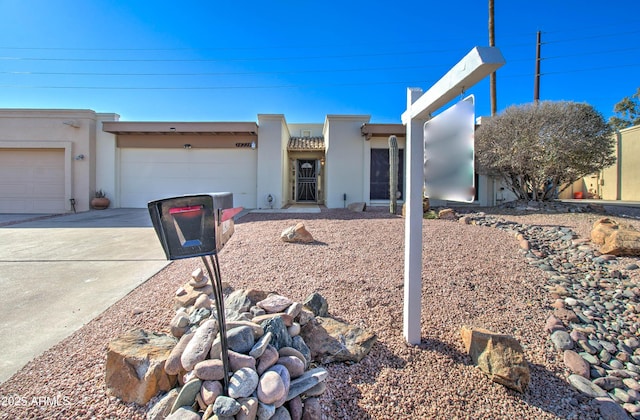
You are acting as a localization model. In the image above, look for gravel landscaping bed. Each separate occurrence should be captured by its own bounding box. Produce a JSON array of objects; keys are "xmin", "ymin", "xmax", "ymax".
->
[{"xmin": 1, "ymin": 205, "xmax": 639, "ymax": 419}]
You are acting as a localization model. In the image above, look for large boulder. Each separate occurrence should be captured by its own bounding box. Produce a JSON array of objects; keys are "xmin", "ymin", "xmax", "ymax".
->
[
  {"xmin": 299, "ymin": 317, "xmax": 376, "ymax": 364},
  {"xmin": 347, "ymin": 202, "xmax": 366, "ymax": 212},
  {"xmin": 591, "ymin": 218, "xmax": 640, "ymax": 256},
  {"xmin": 591, "ymin": 218, "xmax": 618, "ymax": 244},
  {"xmin": 460, "ymin": 326, "xmax": 530, "ymax": 393},
  {"xmin": 105, "ymin": 329, "xmax": 177, "ymax": 405},
  {"xmin": 281, "ymin": 222, "xmax": 315, "ymax": 243},
  {"xmin": 438, "ymin": 208, "xmax": 457, "ymax": 220}
]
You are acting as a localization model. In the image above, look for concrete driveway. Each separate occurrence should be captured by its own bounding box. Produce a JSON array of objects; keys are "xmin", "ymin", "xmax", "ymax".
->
[{"xmin": 0, "ymin": 209, "xmax": 170, "ymax": 384}]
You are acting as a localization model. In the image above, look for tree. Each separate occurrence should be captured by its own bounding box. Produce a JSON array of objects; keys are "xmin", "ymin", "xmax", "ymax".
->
[
  {"xmin": 609, "ymin": 87, "xmax": 640, "ymax": 130},
  {"xmin": 475, "ymin": 101, "xmax": 615, "ymax": 201}
]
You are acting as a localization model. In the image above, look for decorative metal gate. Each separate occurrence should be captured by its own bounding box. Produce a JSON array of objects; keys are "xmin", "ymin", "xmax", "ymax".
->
[{"xmin": 296, "ymin": 159, "xmax": 317, "ymax": 202}]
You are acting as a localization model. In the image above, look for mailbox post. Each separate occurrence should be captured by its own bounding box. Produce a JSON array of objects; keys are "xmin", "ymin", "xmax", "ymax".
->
[{"xmin": 148, "ymin": 193, "xmax": 243, "ymax": 394}]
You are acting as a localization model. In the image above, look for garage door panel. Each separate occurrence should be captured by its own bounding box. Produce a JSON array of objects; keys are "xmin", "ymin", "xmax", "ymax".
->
[
  {"xmin": 0, "ymin": 149, "xmax": 65, "ymax": 213},
  {"xmin": 33, "ymin": 183, "xmax": 65, "ymax": 197},
  {"xmin": 121, "ymin": 162, "xmax": 247, "ymax": 179},
  {"xmin": 120, "ymin": 149, "xmax": 257, "ymax": 209}
]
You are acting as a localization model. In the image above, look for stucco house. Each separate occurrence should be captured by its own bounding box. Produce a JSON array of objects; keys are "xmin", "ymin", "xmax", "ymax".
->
[{"xmin": 1, "ymin": 108, "xmax": 505, "ymax": 214}]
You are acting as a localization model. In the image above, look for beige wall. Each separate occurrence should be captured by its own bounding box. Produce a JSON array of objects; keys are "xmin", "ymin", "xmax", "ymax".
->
[
  {"xmin": 0, "ymin": 109, "xmax": 118, "ymax": 212},
  {"xmin": 288, "ymin": 123, "xmax": 323, "ymax": 138},
  {"xmin": 324, "ymin": 115, "xmax": 371, "ymax": 208},
  {"xmin": 568, "ymin": 125, "xmax": 640, "ymax": 201},
  {"xmin": 257, "ymin": 115, "xmax": 289, "ymax": 209},
  {"xmin": 618, "ymin": 125, "xmax": 640, "ymax": 201}
]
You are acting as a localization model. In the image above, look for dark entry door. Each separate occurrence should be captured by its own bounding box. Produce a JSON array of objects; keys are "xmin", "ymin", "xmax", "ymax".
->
[
  {"xmin": 370, "ymin": 148, "xmax": 404, "ymax": 200},
  {"xmin": 296, "ymin": 160, "xmax": 317, "ymax": 202}
]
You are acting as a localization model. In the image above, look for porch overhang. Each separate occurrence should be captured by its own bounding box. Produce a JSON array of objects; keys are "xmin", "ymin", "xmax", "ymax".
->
[
  {"xmin": 360, "ymin": 123, "xmax": 406, "ymax": 140},
  {"xmin": 287, "ymin": 136, "xmax": 325, "ymax": 152},
  {"xmin": 102, "ymin": 121, "xmax": 258, "ymax": 149},
  {"xmin": 102, "ymin": 121, "xmax": 258, "ymax": 135}
]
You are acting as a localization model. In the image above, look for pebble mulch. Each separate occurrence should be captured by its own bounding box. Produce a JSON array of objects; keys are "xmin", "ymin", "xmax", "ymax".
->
[{"xmin": 465, "ymin": 211, "xmax": 640, "ymax": 419}]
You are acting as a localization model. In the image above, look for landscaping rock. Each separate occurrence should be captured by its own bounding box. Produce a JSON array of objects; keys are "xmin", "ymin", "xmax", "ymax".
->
[
  {"xmin": 302, "ymin": 293, "xmax": 328, "ymax": 317},
  {"xmin": 180, "ymin": 319, "xmax": 218, "ymax": 371},
  {"xmin": 170, "ymin": 379, "xmax": 202, "ymax": 414},
  {"xmin": 280, "ymin": 223, "xmax": 314, "ymax": 243},
  {"xmin": 146, "ymin": 388, "xmax": 179, "ymax": 420},
  {"xmin": 568, "ymin": 374, "xmax": 608, "ymax": 398},
  {"xmin": 105, "ymin": 329, "xmax": 177, "ymax": 405},
  {"xmin": 347, "ymin": 202, "xmax": 366, "ymax": 212},
  {"xmin": 591, "ymin": 218, "xmax": 640, "ymax": 256},
  {"xmin": 460, "ymin": 326, "xmax": 530, "ymax": 393},
  {"xmin": 300, "ymin": 316, "xmax": 376, "ymax": 364}
]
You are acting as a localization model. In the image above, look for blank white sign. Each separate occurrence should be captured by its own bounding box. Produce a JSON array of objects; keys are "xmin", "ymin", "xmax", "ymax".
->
[{"xmin": 423, "ymin": 95, "xmax": 475, "ymax": 202}]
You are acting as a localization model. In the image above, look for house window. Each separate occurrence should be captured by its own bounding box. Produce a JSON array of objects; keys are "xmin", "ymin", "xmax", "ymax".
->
[
  {"xmin": 370, "ymin": 148, "xmax": 404, "ymax": 200},
  {"xmin": 301, "ymin": 129, "xmax": 312, "ymax": 137}
]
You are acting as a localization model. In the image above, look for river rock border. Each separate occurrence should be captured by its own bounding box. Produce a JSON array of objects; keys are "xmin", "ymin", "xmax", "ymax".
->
[
  {"xmin": 462, "ymin": 211, "xmax": 640, "ymax": 419},
  {"xmin": 150, "ymin": 286, "xmax": 333, "ymax": 420}
]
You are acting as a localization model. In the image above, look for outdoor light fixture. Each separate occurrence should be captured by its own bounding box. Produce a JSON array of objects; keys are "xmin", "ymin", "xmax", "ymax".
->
[
  {"xmin": 148, "ymin": 193, "xmax": 243, "ymax": 395},
  {"xmin": 251, "ymin": 141, "xmax": 256, "ymax": 150},
  {"xmin": 183, "ymin": 144, "xmax": 192, "ymax": 149}
]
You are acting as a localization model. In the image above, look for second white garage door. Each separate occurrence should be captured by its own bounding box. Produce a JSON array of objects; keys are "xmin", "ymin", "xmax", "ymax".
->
[{"xmin": 119, "ymin": 148, "xmax": 257, "ymax": 209}]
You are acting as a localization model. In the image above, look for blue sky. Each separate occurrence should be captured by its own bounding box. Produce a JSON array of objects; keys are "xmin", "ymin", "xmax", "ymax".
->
[{"xmin": 1, "ymin": 1, "xmax": 638, "ymax": 124}]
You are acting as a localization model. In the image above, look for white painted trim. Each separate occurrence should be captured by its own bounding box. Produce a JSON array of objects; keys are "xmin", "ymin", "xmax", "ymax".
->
[
  {"xmin": 402, "ymin": 47, "xmax": 505, "ymax": 123},
  {"xmin": 403, "ymin": 91, "xmax": 426, "ymax": 345},
  {"xmin": 402, "ymin": 47, "xmax": 506, "ymax": 346}
]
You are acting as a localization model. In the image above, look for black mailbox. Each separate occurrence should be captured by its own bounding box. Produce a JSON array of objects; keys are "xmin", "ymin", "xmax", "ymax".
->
[
  {"xmin": 148, "ymin": 192, "xmax": 242, "ymax": 395},
  {"xmin": 148, "ymin": 192, "xmax": 242, "ymax": 260}
]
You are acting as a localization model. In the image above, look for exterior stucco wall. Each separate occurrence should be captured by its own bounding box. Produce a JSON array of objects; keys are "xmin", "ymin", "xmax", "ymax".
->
[
  {"xmin": 288, "ymin": 123, "xmax": 323, "ymax": 138},
  {"xmin": 571, "ymin": 125, "xmax": 639, "ymax": 201},
  {"xmin": 0, "ymin": 109, "xmax": 118, "ymax": 212},
  {"xmin": 324, "ymin": 115, "xmax": 370, "ymax": 208},
  {"xmin": 599, "ymin": 134, "xmax": 619, "ymax": 200},
  {"xmin": 257, "ymin": 114, "xmax": 289, "ymax": 209},
  {"xmin": 95, "ymin": 113, "xmax": 120, "ymax": 206},
  {"xmin": 619, "ymin": 125, "xmax": 640, "ymax": 201}
]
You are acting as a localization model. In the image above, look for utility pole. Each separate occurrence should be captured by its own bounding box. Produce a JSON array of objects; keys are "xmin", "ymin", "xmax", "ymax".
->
[
  {"xmin": 534, "ymin": 31, "xmax": 541, "ymax": 103},
  {"xmin": 489, "ymin": 0, "xmax": 497, "ymax": 115}
]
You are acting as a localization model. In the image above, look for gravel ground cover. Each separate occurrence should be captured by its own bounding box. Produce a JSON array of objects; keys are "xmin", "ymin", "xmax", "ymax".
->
[{"xmin": 1, "ymin": 204, "xmax": 639, "ymax": 419}]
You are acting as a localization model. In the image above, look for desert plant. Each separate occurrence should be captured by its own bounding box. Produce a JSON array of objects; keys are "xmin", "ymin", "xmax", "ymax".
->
[
  {"xmin": 95, "ymin": 189, "xmax": 106, "ymax": 198},
  {"xmin": 389, "ymin": 135, "xmax": 399, "ymax": 214},
  {"xmin": 423, "ymin": 210, "xmax": 438, "ymax": 219}
]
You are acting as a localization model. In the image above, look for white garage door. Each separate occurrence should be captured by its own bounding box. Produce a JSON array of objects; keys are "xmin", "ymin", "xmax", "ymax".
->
[
  {"xmin": 0, "ymin": 148, "xmax": 66, "ymax": 213},
  {"xmin": 119, "ymin": 148, "xmax": 257, "ymax": 209}
]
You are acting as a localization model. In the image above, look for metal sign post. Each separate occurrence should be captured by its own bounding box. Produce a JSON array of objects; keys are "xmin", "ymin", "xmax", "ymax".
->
[{"xmin": 148, "ymin": 193, "xmax": 242, "ymax": 394}]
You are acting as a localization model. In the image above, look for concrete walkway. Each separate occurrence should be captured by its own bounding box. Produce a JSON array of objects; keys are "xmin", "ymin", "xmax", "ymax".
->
[{"xmin": 0, "ymin": 209, "xmax": 170, "ymax": 384}]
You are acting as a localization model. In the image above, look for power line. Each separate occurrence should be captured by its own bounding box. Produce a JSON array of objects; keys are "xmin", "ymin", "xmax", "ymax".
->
[
  {"xmin": 0, "ymin": 48, "xmax": 469, "ymax": 63},
  {"xmin": 542, "ymin": 46, "xmax": 640, "ymax": 61},
  {"xmin": 542, "ymin": 62, "xmax": 640, "ymax": 75},
  {"xmin": 0, "ymin": 63, "xmax": 456, "ymax": 77},
  {"xmin": 0, "ymin": 79, "xmax": 440, "ymax": 90},
  {"xmin": 543, "ymin": 29, "xmax": 640, "ymax": 45}
]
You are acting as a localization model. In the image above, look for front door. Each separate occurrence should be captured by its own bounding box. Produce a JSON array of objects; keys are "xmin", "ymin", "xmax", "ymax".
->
[{"xmin": 296, "ymin": 159, "xmax": 317, "ymax": 202}]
